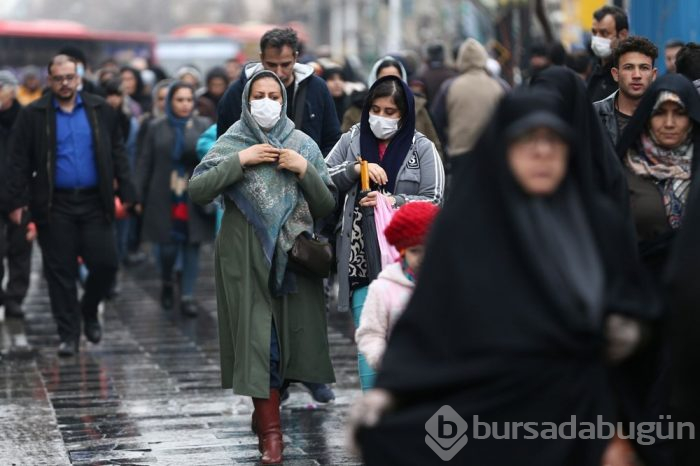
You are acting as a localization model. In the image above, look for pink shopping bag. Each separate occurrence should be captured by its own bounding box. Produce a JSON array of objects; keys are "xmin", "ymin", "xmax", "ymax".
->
[{"xmin": 374, "ymin": 195, "xmax": 401, "ymax": 269}]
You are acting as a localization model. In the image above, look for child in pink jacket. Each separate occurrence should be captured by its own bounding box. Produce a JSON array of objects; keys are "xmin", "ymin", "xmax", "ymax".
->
[{"xmin": 356, "ymin": 202, "xmax": 440, "ymax": 372}]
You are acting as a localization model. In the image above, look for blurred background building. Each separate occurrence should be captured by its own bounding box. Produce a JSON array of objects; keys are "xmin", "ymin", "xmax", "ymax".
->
[{"xmin": 1, "ymin": 0, "xmax": 699, "ymax": 80}]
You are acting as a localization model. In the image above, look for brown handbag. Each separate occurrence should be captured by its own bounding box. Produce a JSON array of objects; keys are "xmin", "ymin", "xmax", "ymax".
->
[{"xmin": 288, "ymin": 233, "xmax": 334, "ymax": 278}]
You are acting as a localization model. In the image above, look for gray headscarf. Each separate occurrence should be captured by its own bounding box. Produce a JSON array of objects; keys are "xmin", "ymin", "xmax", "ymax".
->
[{"xmin": 151, "ymin": 79, "xmax": 175, "ymax": 118}]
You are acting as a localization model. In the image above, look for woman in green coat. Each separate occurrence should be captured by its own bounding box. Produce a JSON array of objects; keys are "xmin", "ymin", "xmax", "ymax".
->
[{"xmin": 189, "ymin": 70, "xmax": 336, "ymax": 465}]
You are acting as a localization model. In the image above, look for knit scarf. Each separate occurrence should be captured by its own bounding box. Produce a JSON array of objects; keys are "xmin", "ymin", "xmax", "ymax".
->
[
  {"xmin": 626, "ymin": 131, "xmax": 693, "ymax": 229},
  {"xmin": 166, "ymin": 86, "xmax": 192, "ymax": 242},
  {"xmin": 191, "ymin": 70, "xmax": 332, "ymax": 295}
]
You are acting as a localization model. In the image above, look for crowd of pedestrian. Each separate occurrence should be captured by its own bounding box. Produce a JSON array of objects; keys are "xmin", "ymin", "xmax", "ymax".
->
[{"xmin": 1, "ymin": 4, "xmax": 700, "ymax": 464}]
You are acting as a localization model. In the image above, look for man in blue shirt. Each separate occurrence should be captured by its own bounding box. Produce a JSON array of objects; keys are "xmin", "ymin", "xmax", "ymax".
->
[{"xmin": 8, "ymin": 55, "xmax": 135, "ymax": 357}]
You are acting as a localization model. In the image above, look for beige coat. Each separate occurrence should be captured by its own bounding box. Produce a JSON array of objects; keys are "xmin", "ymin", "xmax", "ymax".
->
[{"xmin": 445, "ymin": 39, "xmax": 504, "ymax": 157}]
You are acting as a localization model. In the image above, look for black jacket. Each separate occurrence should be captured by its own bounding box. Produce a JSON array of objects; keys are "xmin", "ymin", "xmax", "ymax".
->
[
  {"xmin": 0, "ymin": 99, "xmax": 21, "ymax": 213},
  {"xmin": 587, "ymin": 60, "xmax": 617, "ymax": 103},
  {"xmin": 593, "ymin": 90, "xmax": 619, "ymax": 147},
  {"xmin": 7, "ymin": 91, "xmax": 135, "ymax": 224},
  {"xmin": 216, "ymin": 62, "xmax": 341, "ymax": 155}
]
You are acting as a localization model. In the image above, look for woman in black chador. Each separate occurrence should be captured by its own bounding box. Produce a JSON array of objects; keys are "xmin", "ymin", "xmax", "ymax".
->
[
  {"xmin": 352, "ymin": 90, "xmax": 657, "ymax": 465},
  {"xmin": 530, "ymin": 65, "xmax": 629, "ymax": 213}
]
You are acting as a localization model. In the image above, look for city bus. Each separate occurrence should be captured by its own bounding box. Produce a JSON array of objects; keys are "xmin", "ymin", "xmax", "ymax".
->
[
  {"xmin": 157, "ymin": 22, "xmax": 311, "ymax": 74},
  {"xmin": 0, "ymin": 19, "xmax": 155, "ymax": 71}
]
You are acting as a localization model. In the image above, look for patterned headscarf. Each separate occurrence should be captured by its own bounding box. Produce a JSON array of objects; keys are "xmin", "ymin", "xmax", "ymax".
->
[
  {"xmin": 192, "ymin": 70, "xmax": 332, "ymax": 295},
  {"xmin": 626, "ymin": 91, "xmax": 693, "ymax": 228}
]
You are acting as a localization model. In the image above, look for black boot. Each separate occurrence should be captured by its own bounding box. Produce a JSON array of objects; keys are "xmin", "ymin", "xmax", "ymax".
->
[
  {"xmin": 5, "ymin": 300, "xmax": 24, "ymax": 319},
  {"xmin": 160, "ymin": 282, "xmax": 174, "ymax": 310},
  {"xmin": 180, "ymin": 297, "xmax": 198, "ymax": 317}
]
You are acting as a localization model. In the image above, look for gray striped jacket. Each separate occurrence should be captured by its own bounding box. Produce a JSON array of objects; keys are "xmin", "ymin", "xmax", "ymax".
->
[{"xmin": 325, "ymin": 124, "xmax": 445, "ymax": 312}]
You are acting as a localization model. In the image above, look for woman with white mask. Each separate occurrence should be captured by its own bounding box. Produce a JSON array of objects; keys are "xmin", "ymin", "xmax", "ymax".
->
[
  {"xmin": 189, "ymin": 70, "xmax": 336, "ymax": 465},
  {"xmin": 325, "ymin": 75, "xmax": 445, "ymax": 390}
]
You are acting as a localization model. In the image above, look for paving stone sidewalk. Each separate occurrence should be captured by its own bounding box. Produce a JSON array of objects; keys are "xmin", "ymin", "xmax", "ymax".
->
[{"xmin": 0, "ymin": 247, "xmax": 363, "ymax": 465}]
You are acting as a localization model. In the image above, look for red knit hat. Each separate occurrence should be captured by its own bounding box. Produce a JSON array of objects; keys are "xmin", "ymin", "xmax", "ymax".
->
[{"xmin": 384, "ymin": 202, "xmax": 440, "ymax": 251}]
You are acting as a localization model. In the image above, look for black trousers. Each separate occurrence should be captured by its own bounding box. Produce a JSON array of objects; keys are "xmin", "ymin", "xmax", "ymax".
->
[
  {"xmin": 0, "ymin": 211, "xmax": 32, "ymax": 306},
  {"xmin": 37, "ymin": 191, "xmax": 117, "ymax": 343}
]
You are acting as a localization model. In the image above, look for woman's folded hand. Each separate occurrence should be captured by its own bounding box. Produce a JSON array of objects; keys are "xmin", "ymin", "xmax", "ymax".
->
[
  {"xmin": 239, "ymin": 144, "xmax": 280, "ymax": 167},
  {"xmin": 277, "ymin": 148, "xmax": 309, "ymax": 178}
]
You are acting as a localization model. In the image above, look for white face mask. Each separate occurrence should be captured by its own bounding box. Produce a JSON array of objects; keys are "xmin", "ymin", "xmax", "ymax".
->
[
  {"xmin": 250, "ymin": 98, "xmax": 282, "ymax": 129},
  {"xmin": 591, "ymin": 36, "xmax": 612, "ymax": 59},
  {"xmin": 369, "ymin": 113, "xmax": 400, "ymax": 140}
]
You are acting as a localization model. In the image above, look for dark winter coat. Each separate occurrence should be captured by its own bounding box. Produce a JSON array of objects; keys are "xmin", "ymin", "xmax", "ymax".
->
[
  {"xmin": 419, "ymin": 64, "xmax": 457, "ymax": 104},
  {"xmin": 0, "ymin": 99, "xmax": 21, "ymax": 213},
  {"xmin": 7, "ymin": 92, "xmax": 136, "ymax": 224},
  {"xmin": 587, "ymin": 60, "xmax": 617, "ymax": 103},
  {"xmin": 135, "ymin": 115, "xmax": 214, "ymax": 244},
  {"xmin": 216, "ymin": 62, "xmax": 341, "ymax": 155}
]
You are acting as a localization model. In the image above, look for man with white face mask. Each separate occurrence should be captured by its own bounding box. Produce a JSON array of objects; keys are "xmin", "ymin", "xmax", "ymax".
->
[
  {"xmin": 588, "ymin": 5, "xmax": 629, "ymax": 103},
  {"xmin": 217, "ymin": 28, "xmax": 341, "ymax": 156}
]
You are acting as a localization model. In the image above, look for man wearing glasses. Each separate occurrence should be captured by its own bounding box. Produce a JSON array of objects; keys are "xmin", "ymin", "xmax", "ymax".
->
[{"xmin": 7, "ymin": 54, "xmax": 135, "ymax": 357}]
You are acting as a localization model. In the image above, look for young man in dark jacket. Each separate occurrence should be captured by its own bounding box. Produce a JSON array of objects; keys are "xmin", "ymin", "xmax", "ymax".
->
[
  {"xmin": 7, "ymin": 55, "xmax": 135, "ymax": 357},
  {"xmin": 216, "ymin": 27, "xmax": 341, "ymax": 156},
  {"xmin": 594, "ymin": 37, "xmax": 658, "ymax": 147}
]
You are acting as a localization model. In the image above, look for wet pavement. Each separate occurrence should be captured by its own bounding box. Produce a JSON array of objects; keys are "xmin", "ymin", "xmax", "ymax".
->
[{"xmin": 0, "ymin": 246, "xmax": 363, "ymax": 465}]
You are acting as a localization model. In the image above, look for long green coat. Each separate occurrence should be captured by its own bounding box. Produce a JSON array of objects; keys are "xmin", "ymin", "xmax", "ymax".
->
[{"xmin": 189, "ymin": 153, "xmax": 336, "ymax": 398}]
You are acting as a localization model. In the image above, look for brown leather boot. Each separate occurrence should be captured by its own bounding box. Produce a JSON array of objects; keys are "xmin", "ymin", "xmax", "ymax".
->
[
  {"xmin": 252, "ymin": 389, "xmax": 283, "ymax": 464},
  {"xmin": 251, "ymin": 408, "xmax": 261, "ymax": 452}
]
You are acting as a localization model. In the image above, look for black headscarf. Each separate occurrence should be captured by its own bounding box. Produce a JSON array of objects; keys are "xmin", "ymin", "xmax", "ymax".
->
[
  {"xmin": 202, "ymin": 66, "xmax": 229, "ymax": 107},
  {"xmin": 121, "ymin": 66, "xmax": 152, "ymax": 113},
  {"xmin": 357, "ymin": 90, "xmax": 656, "ymax": 465},
  {"xmin": 530, "ymin": 66, "xmax": 629, "ymax": 212},
  {"xmin": 617, "ymin": 74, "xmax": 700, "ymax": 271},
  {"xmin": 376, "ymin": 89, "xmax": 653, "ymax": 392},
  {"xmin": 359, "ymin": 76, "xmax": 415, "ymax": 193},
  {"xmin": 617, "ymin": 73, "xmax": 700, "ymax": 166}
]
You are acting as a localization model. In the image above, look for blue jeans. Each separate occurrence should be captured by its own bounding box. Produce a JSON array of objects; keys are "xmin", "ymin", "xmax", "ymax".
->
[
  {"xmin": 352, "ymin": 286, "xmax": 376, "ymax": 391},
  {"xmin": 114, "ymin": 218, "xmax": 130, "ymax": 263},
  {"xmin": 269, "ymin": 323, "xmax": 282, "ymax": 389},
  {"xmin": 158, "ymin": 242, "xmax": 200, "ymax": 298}
]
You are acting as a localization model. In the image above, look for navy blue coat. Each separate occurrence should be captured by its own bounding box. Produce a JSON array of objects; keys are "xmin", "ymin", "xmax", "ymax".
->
[{"xmin": 216, "ymin": 63, "xmax": 341, "ymax": 156}]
